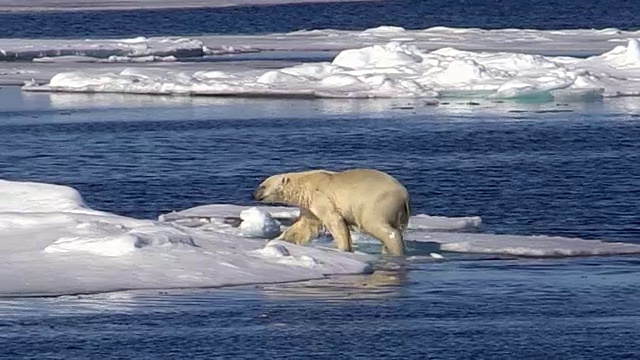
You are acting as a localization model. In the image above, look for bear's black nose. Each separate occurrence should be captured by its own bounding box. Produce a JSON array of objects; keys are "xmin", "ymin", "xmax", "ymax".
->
[{"xmin": 253, "ymin": 187, "xmax": 264, "ymax": 201}]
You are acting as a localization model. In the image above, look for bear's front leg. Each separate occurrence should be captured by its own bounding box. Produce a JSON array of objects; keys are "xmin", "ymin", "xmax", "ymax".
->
[{"xmin": 274, "ymin": 210, "xmax": 323, "ymax": 246}]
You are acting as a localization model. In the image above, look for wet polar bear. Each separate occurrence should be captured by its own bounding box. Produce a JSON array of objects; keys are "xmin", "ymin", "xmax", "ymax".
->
[{"xmin": 253, "ymin": 168, "xmax": 410, "ymax": 256}]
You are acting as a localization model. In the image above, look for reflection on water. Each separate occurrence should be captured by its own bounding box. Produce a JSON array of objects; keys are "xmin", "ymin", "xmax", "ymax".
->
[
  {"xmin": 0, "ymin": 268, "xmax": 412, "ymax": 316},
  {"xmin": 257, "ymin": 269, "xmax": 409, "ymax": 301},
  {"xmin": 3, "ymin": 87, "xmax": 638, "ymax": 126}
]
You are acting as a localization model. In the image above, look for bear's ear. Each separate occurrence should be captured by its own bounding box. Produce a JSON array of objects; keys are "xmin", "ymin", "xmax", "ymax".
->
[{"xmin": 281, "ymin": 176, "xmax": 290, "ymax": 186}]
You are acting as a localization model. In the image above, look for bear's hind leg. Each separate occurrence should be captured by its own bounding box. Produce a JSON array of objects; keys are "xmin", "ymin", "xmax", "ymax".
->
[
  {"xmin": 365, "ymin": 224, "xmax": 405, "ymax": 256},
  {"xmin": 318, "ymin": 213, "xmax": 353, "ymax": 252}
]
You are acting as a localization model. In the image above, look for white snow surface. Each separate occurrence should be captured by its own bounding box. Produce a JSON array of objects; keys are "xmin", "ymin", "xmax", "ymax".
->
[
  {"xmin": 21, "ymin": 38, "xmax": 640, "ymax": 100},
  {"xmin": 2, "ymin": 179, "xmax": 640, "ymax": 296},
  {"xmin": 0, "ymin": 179, "xmax": 373, "ymax": 296}
]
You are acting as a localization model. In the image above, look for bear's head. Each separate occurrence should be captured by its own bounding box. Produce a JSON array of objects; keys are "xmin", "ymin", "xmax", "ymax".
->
[{"xmin": 253, "ymin": 174, "xmax": 291, "ymax": 204}]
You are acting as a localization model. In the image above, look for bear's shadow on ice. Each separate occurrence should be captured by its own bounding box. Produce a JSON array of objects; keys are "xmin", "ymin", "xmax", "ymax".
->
[{"xmin": 224, "ymin": 215, "xmax": 298, "ymax": 228}]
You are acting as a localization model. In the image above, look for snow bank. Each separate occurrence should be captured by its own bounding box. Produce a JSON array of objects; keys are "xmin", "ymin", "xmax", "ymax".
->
[
  {"xmin": 23, "ymin": 39, "xmax": 640, "ymax": 101},
  {"xmin": 409, "ymin": 214, "xmax": 482, "ymax": 231},
  {"xmin": 0, "ymin": 179, "xmax": 373, "ymax": 297}
]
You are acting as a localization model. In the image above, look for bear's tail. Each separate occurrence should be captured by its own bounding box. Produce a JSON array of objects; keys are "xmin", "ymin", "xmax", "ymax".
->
[{"xmin": 398, "ymin": 197, "xmax": 411, "ymax": 233}]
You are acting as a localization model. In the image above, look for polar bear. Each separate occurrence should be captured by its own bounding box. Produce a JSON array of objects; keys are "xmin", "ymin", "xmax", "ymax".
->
[{"xmin": 252, "ymin": 168, "xmax": 410, "ymax": 256}]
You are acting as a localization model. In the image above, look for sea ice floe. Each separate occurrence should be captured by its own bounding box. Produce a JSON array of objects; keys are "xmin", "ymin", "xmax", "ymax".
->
[
  {"xmin": 409, "ymin": 232, "xmax": 640, "ymax": 258},
  {"xmin": 0, "ymin": 179, "xmax": 373, "ymax": 297}
]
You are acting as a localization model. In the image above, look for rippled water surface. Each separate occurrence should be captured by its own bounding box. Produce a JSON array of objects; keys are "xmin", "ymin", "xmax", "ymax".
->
[
  {"xmin": 1, "ymin": 87, "xmax": 640, "ymax": 358},
  {"xmin": 0, "ymin": 0, "xmax": 639, "ymax": 38},
  {"xmin": 2, "ymin": 259, "xmax": 640, "ymax": 359}
]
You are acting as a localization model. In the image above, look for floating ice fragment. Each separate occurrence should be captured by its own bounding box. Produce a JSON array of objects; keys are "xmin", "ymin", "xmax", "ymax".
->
[
  {"xmin": 411, "ymin": 232, "xmax": 640, "ymax": 258},
  {"xmin": 239, "ymin": 207, "xmax": 282, "ymax": 238},
  {"xmin": 409, "ymin": 214, "xmax": 482, "ymax": 231}
]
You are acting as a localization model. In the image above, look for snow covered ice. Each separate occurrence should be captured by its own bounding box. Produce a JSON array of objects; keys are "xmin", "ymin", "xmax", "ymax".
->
[
  {"xmin": 0, "ymin": 179, "xmax": 373, "ymax": 297},
  {"xmin": 2, "ymin": 178, "xmax": 640, "ymax": 297},
  {"xmin": 21, "ymin": 37, "xmax": 640, "ymax": 101}
]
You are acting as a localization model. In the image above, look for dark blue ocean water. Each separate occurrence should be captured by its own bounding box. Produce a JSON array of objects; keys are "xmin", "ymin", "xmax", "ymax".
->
[
  {"xmin": 1, "ymin": 2, "xmax": 640, "ymax": 357},
  {"xmin": 1, "ymin": 89, "xmax": 640, "ymax": 358},
  {"xmin": 2, "ymin": 89, "xmax": 640, "ymax": 242},
  {"xmin": 0, "ymin": 0, "xmax": 639, "ymax": 39},
  {"xmin": 2, "ymin": 261, "xmax": 640, "ymax": 360}
]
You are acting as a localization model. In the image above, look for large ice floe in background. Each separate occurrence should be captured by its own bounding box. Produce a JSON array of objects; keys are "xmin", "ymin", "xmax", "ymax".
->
[
  {"xmin": 3, "ymin": 179, "xmax": 640, "ymax": 297},
  {"xmin": 21, "ymin": 37, "xmax": 640, "ymax": 101},
  {"xmin": 3, "ymin": 26, "xmax": 640, "ymax": 61}
]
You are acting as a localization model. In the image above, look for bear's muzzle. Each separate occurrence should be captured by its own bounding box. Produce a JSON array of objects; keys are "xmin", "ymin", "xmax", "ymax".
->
[{"xmin": 253, "ymin": 187, "xmax": 265, "ymax": 201}]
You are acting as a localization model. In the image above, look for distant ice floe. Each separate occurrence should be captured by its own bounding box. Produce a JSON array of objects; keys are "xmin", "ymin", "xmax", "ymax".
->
[
  {"xmin": 3, "ymin": 25, "xmax": 640, "ymax": 100},
  {"xmin": 0, "ymin": 36, "xmax": 204, "ymax": 61},
  {"xmin": 3, "ymin": 26, "xmax": 640, "ymax": 62},
  {"xmin": 199, "ymin": 25, "xmax": 640, "ymax": 56},
  {"xmin": 2, "ymin": 178, "xmax": 640, "ymax": 296},
  {"xmin": 22, "ymin": 38, "xmax": 640, "ymax": 101}
]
